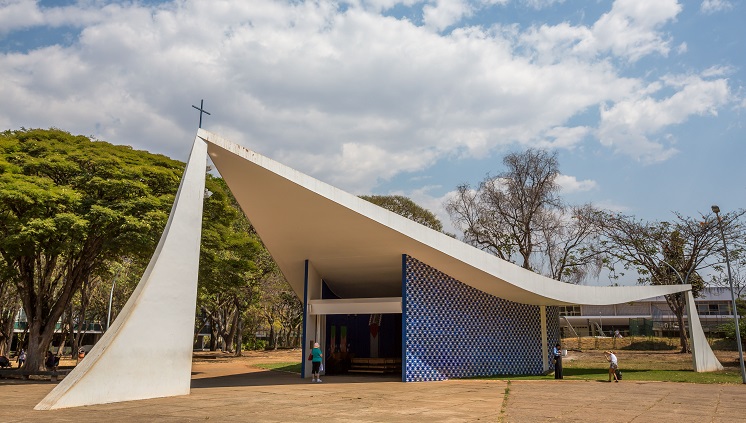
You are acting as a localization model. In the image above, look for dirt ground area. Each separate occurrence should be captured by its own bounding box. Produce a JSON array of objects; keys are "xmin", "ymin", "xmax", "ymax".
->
[
  {"xmin": 191, "ymin": 348, "xmax": 302, "ymax": 364},
  {"xmin": 2, "ymin": 348, "xmax": 745, "ymax": 422}
]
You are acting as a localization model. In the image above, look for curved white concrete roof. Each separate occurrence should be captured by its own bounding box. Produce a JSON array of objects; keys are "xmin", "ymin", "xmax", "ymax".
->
[{"xmin": 201, "ymin": 129, "xmax": 691, "ymax": 306}]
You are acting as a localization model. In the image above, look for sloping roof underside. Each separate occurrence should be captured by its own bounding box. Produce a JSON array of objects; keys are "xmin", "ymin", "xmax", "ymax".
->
[{"xmin": 200, "ymin": 129, "xmax": 690, "ymax": 306}]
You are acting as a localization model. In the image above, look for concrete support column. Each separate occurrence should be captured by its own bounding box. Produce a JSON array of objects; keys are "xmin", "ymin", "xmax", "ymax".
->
[
  {"xmin": 301, "ymin": 260, "xmax": 322, "ymax": 379},
  {"xmin": 540, "ymin": 306, "xmax": 548, "ymax": 372}
]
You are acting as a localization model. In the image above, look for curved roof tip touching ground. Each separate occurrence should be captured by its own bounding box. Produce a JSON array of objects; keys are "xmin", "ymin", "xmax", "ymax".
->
[{"xmin": 200, "ymin": 129, "xmax": 691, "ymax": 306}]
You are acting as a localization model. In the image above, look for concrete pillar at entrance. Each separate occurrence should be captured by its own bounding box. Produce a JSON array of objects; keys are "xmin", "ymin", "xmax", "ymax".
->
[
  {"xmin": 302, "ymin": 261, "xmax": 323, "ymax": 379},
  {"xmin": 540, "ymin": 306, "xmax": 548, "ymax": 372}
]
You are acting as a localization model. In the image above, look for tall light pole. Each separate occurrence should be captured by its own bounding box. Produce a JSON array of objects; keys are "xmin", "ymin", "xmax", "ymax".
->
[{"xmin": 712, "ymin": 205, "xmax": 746, "ymax": 384}]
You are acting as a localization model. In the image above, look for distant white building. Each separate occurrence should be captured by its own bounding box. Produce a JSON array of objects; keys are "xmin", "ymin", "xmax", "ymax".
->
[{"xmin": 560, "ymin": 287, "xmax": 734, "ymax": 337}]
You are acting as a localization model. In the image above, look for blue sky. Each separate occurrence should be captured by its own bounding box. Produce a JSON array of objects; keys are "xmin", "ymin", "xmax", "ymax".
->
[{"xmin": 0, "ymin": 1, "xmax": 744, "ymax": 258}]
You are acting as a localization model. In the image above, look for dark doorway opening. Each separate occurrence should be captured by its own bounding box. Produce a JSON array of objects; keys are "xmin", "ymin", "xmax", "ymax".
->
[{"xmin": 324, "ymin": 313, "xmax": 402, "ymax": 375}]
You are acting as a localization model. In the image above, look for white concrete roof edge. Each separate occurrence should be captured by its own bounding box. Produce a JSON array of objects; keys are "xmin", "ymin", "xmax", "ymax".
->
[{"xmin": 198, "ymin": 129, "xmax": 692, "ymax": 306}]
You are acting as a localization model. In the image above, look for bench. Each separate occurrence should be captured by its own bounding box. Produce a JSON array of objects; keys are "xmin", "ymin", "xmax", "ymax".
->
[
  {"xmin": 348, "ymin": 358, "xmax": 402, "ymax": 374},
  {"xmin": 0, "ymin": 368, "xmax": 72, "ymax": 382}
]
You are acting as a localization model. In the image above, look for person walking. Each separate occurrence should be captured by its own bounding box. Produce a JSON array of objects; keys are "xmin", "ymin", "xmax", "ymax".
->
[
  {"xmin": 311, "ymin": 342, "xmax": 323, "ymax": 383},
  {"xmin": 17, "ymin": 349, "xmax": 26, "ymax": 368},
  {"xmin": 552, "ymin": 343, "xmax": 563, "ymax": 379},
  {"xmin": 605, "ymin": 350, "xmax": 619, "ymax": 382}
]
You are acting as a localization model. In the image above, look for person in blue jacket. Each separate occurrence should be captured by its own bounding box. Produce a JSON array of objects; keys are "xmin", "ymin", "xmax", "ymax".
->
[{"xmin": 553, "ymin": 343, "xmax": 563, "ymax": 379}]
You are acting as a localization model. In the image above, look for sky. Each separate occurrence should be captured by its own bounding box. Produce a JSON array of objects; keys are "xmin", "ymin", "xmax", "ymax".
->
[{"xmin": 0, "ymin": 0, "xmax": 744, "ymax": 260}]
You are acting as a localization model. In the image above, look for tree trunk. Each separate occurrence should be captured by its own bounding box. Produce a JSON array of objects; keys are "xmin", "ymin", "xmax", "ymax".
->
[
  {"xmin": 0, "ymin": 309, "xmax": 15, "ymax": 356},
  {"xmin": 24, "ymin": 319, "xmax": 55, "ymax": 371},
  {"xmin": 666, "ymin": 293, "xmax": 689, "ymax": 353},
  {"xmin": 676, "ymin": 307, "xmax": 689, "ymax": 353},
  {"xmin": 234, "ymin": 314, "xmax": 244, "ymax": 357},
  {"xmin": 209, "ymin": 319, "xmax": 218, "ymax": 351},
  {"xmin": 224, "ymin": 310, "xmax": 238, "ymax": 353},
  {"xmin": 74, "ymin": 281, "xmax": 91, "ymax": 360},
  {"xmin": 268, "ymin": 324, "xmax": 276, "ymax": 350}
]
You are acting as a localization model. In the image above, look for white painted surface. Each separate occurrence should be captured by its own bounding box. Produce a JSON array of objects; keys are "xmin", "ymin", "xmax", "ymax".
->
[
  {"xmin": 540, "ymin": 306, "xmax": 548, "ymax": 372},
  {"xmin": 302, "ymin": 261, "xmax": 322, "ymax": 379},
  {"xmin": 35, "ymin": 136, "xmax": 208, "ymax": 410},
  {"xmin": 201, "ymin": 130, "xmax": 694, "ymax": 306},
  {"xmin": 309, "ymin": 298, "xmax": 402, "ymax": 315},
  {"xmin": 686, "ymin": 291, "xmax": 724, "ymax": 372}
]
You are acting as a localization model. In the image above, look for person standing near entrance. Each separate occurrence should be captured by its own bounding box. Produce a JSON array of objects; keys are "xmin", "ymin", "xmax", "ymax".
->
[
  {"xmin": 552, "ymin": 343, "xmax": 563, "ymax": 379},
  {"xmin": 311, "ymin": 342, "xmax": 323, "ymax": 383}
]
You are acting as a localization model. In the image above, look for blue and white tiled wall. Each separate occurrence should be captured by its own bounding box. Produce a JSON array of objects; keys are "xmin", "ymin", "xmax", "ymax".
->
[{"xmin": 403, "ymin": 255, "xmax": 559, "ymax": 382}]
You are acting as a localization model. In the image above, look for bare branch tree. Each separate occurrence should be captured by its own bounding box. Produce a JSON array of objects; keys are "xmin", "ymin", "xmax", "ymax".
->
[
  {"xmin": 593, "ymin": 209, "xmax": 745, "ymax": 352},
  {"xmin": 445, "ymin": 148, "xmax": 602, "ymax": 283}
]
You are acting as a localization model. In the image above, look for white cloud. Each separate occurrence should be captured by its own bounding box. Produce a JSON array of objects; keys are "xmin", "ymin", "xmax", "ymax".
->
[
  {"xmin": 555, "ymin": 174, "xmax": 598, "ymax": 193},
  {"xmin": 700, "ymin": 0, "xmax": 733, "ymax": 14},
  {"xmin": 521, "ymin": 0, "xmax": 681, "ymax": 63},
  {"xmin": 0, "ymin": 0, "xmax": 44, "ymax": 34},
  {"xmin": 539, "ymin": 126, "xmax": 591, "ymax": 149},
  {"xmin": 423, "ymin": 0, "xmax": 473, "ymax": 31},
  {"xmin": 521, "ymin": 0, "xmax": 565, "ymax": 10},
  {"xmin": 598, "ymin": 72, "xmax": 730, "ymax": 162},
  {"xmin": 0, "ymin": 0, "xmax": 736, "ymax": 195}
]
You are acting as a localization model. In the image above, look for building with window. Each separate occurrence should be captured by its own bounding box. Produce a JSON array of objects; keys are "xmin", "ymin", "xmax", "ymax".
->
[{"xmin": 560, "ymin": 287, "xmax": 734, "ymax": 337}]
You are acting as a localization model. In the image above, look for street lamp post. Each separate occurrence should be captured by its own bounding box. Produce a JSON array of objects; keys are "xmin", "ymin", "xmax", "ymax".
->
[{"xmin": 712, "ymin": 205, "xmax": 746, "ymax": 384}]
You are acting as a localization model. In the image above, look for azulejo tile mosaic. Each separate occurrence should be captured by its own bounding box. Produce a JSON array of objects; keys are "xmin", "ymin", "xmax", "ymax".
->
[{"xmin": 404, "ymin": 255, "xmax": 559, "ymax": 382}]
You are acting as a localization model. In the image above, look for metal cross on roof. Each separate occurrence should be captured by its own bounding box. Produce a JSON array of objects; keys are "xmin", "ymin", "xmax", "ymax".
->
[{"xmin": 191, "ymin": 99, "xmax": 211, "ymax": 128}]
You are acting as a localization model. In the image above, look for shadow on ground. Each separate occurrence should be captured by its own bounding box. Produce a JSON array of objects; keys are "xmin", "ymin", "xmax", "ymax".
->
[{"xmin": 191, "ymin": 369, "xmax": 400, "ymax": 389}]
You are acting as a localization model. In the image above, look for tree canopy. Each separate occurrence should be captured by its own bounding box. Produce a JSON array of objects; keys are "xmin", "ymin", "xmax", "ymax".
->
[
  {"xmin": 0, "ymin": 128, "xmax": 184, "ymax": 369},
  {"xmin": 360, "ymin": 194, "xmax": 444, "ymax": 232}
]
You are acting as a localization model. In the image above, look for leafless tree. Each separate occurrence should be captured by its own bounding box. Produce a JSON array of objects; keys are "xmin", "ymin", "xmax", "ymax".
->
[{"xmin": 445, "ymin": 148, "xmax": 602, "ymax": 282}]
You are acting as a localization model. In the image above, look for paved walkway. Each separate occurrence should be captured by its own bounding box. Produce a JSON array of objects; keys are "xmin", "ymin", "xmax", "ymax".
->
[{"xmin": 1, "ymin": 362, "xmax": 744, "ymax": 422}]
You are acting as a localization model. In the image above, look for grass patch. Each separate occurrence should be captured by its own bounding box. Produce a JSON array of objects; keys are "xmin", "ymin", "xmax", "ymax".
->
[
  {"xmin": 254, "ymin": 362, "xmax": 302, "ymax": 374},
  {"xmin": 498, "ymin": 380, "xmax": 511, "ymax": 423}
]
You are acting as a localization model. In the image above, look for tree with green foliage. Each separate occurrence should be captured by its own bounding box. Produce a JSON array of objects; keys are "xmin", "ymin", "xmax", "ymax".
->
[
  {"xmin": 719, "ymin": 299, "xmax": 746, "ymax": 349},
  {"xmin": 360, "ymin": 195, "xmax": 444, "ymax": 232},
  {"xmin": 0, "ymin": 128, "xmax": 183, "ymax": 370},
  {"xmin": 197, "ymin": 175, "xmax": 265, "ymax": 355}
]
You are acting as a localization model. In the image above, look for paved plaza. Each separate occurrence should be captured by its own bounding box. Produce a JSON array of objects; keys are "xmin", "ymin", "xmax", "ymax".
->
[{"xmin": 1, "ymin": 359, "xmax": 745, "ymax": 422}]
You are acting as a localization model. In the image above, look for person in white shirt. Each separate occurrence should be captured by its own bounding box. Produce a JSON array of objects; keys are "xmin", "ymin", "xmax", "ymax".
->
[{"xmin": 605, "ymin": 350, "xmax": 619, "ymax": 382}]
